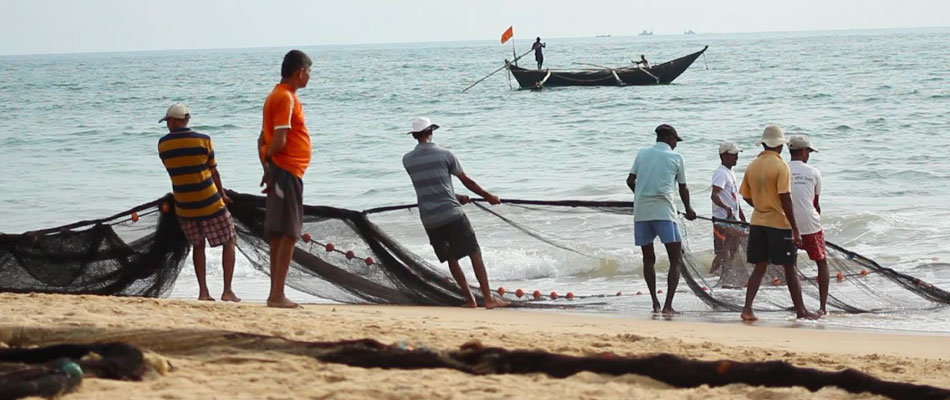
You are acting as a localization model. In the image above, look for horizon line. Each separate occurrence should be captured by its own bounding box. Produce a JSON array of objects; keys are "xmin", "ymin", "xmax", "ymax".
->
[{"xmin": 1, "ymin": 25, "xmax": 946, "ymax": 57}]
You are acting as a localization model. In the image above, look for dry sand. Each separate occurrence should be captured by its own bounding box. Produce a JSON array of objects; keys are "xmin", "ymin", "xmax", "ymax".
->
[{"xmin": 1, "ymin": 292, "xmax": 948, "ymax": 399}]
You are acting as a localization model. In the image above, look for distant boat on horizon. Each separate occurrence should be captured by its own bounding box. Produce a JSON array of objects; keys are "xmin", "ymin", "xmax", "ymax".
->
[
  {"xmin": 595, "ymin": 34, "xmax": 611, "ymax": 38},
  {"xmin": 684, "ymin": 29, "xmax": 696, "ymax": 35},
  {"xmin": 638, "ymin": 29, "xmax": 653, "ymax": 36}
]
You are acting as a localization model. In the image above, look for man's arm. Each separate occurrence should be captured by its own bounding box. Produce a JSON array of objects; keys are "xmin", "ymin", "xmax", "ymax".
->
[
  {"xmin": 779, "ymin": 193, "xmax": 801, "ymax": 247},
  {"xmin": 710, "ymin": 186, "xmax": 734, "ymax": 219},
  {"xmin": 626, "ymin": 174, "xmax": 636, "ymax": 194},
  {"xmin": 679, "ymin": 183, "xmax": 696, "ymax": 220},
  {"xmin": 742, "ymin": 197, "xmax": 754, "ymax": 207},
  {"xmin": 739, "ymin": 206, "xmax": 746, "ymax": 222},
  {"xmin": 264, "ymin": 129, "xmax": 289, "ymax": 161},
  {"xmin": 814, "ymin": 195, "xmax": 821, "ymax": 215},
  {"xmin": 211, "ymin": 166, "xmax": 231, "ymax": 204},
  {"xmin": 457, "ymin": 172, "xmax": 500, "ymax": 204}
]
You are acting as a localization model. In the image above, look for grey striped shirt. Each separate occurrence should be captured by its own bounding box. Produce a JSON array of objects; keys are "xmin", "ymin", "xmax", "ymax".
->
[{"xmin": 403, "ymin": 143, "xmax": 464, "ymax": 228}]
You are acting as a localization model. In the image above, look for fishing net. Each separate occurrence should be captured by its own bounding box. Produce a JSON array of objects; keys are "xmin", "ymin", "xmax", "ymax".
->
[{"xmin": 1, "ymin": 191, "xmax": 948, "ymax": 314}]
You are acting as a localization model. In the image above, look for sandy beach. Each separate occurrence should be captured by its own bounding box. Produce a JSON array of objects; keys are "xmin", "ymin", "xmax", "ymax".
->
[{"xmin": 1, "ymin": 293, "xmax": 947, "ymax": 399}]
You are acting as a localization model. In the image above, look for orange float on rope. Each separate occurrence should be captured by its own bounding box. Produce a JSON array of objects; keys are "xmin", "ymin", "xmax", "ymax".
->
[
  {"xmin": 130, "ymin": 212, "xmax": 139, "ymax": 223},
  {"xmin": 550, "ymin": 291, "xmax": 558, "ymax": 300},
  {"xmin": 772, "ymin": 278, "xmax": 781, "ymax": 285},
  {"xmin": 515, "ymin": 289, "xmax": 524, "ymax": 298},
  {"xmin": 532, "ymin": 290, "xmax": 542, "ymax": 300},
  {"xmin": 364, "ymin": 257, "xmax": 374, "ymax": 266},
  {"xmin": 325, "ymin": 243, "xmax": 335, "ymax": 252},
  {"xmin": 301, "ymin": 233, "xmax": 311, "ymax": 243},
  {"xmin": 836, "ymin": 272, "xmax": 844, "ymax": 281},
  {"xmin": 160, "ymin": 203, "xmax": 170, "ymax": 213},
  {"xmin": 345, "ymin": 250, "xmax": 355, "ymax": 260},
  {"xmin": 497, "ymin": 287, "xmax": 506, "ymax": 296},
  {"xmin": 566, "ymin": 292, "xmax": 574, "ymax": 300},
  {"xmin": 702, "ymin": 286, "xmax": 709, "ymax": 291},
  {"xmin": 860, "ymin": 269, "xmax": 868, "ymax": 276}
]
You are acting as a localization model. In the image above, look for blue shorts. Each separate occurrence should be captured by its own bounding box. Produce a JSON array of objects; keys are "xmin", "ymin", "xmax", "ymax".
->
[{"xmin": 634, "ymin": 220, "xmax": 682, "ymax": 247}]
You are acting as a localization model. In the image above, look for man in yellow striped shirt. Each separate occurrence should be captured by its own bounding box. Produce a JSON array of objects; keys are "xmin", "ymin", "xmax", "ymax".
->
[{"xmin": 158, "ymin": 103, "xmax": 240, "ymax": 302}]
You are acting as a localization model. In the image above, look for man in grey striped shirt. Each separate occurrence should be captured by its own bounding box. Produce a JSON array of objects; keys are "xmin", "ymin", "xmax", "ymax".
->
[{"xmin": 403, "ymin": 117, "xmax": 509, "ymax": 309}]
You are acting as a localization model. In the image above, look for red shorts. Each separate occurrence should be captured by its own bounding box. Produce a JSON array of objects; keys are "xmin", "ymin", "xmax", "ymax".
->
[
  {"xmin": 178, "ymin": 210, "xmax": 236, "ymax": 247},
  {"xmin": 800, "ymin": 231, "xmax": 826, "ymax": 261}
]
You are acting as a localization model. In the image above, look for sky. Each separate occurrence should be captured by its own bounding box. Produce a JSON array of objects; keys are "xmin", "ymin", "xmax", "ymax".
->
[{"xmin": 0, "ymin": 0, "xmax": 947, "ymax": 55}]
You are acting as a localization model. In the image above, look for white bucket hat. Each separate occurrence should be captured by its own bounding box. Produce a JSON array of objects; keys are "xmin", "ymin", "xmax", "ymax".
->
[
  {"xmin": 718, "ymin": 142, "xmax": 741, "ymax": 155},
  {"xmin": 159, "ymin": 103, "xmax": 190, "ymax": 123},
  {"xmin": 408, "ymin": 116, "xmax": 440, "ymax": 134},
  {"xmin": 787, "ymin": 135, "xmax": 818, "ymax": 152},
  {"xmin": 760, "ymin": 125, "xmax": 786, "ymax": 148}
]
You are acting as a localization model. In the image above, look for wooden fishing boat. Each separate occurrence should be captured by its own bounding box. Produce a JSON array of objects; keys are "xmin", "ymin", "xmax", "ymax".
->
[{"xmin": 507, "ymin": 46, "xmax": 707, "ymax": 89}]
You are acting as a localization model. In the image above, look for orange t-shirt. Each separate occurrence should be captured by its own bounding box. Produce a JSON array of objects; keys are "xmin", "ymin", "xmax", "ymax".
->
[{"xmin": 261, "ymin": 83, "xmax": 311, "ymax": 178}]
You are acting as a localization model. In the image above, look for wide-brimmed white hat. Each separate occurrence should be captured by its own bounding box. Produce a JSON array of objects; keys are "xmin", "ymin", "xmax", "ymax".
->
[
  {"xmin": 718, "ymin": 142, "xmax": 741, "ymax": 154},
  {"xmin": 159, "ymin": 103, "xmax": 190, "ymax": 123},
  {"xmin": 788, "ymin": 135, "xmax": 818, "ymax": 152},
  {"xmin": 409, "ymin": 116, "xmax": 440, "ymax": 134},
  {"xmin": 759, "ymin": 125, "xmax": 786, "ymax": 147}
]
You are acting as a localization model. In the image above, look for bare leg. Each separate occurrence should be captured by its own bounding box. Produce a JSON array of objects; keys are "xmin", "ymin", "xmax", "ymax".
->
[
  {"xmin": 710, "ymin": 252, "xmax": 725, "ymax": 275},
  {"xmin": 661, "ymin": 242, "xmax": 683, "ymax": 315},
  {"xmin": 191, "ymin": 242, "xmax": 214, "ymax": 301},
  {"xmin": 470, "ymin": 251, "xmax": 509, "ymax": 309},
  {"xmin": 784, "ymin": 263, "xmax": 819, "ymax": 319},
  {"xmin": 220, "ymin": 239, "xmax": 240, "ymax": 302},
  {"xmin": 641, "ymin": 244, "xmax": 660, "ymax": 313},
  {"xmin": 741, "ymin": 261, "xmax": 768, "ymax": 321},
  {"xmin": 267, "ymin": 235, "xmax": 299, "ymax": 308},
  {"xmin": 816, "ymin": 259, "xmax": 829, "ymax": 315},
  {"xmin": 447, "ymin": 257, "xmax": 477, "ymax": 308}
]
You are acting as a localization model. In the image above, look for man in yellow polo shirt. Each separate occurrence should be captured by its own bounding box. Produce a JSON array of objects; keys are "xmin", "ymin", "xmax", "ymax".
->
[
  {"xmin": 738, "ymin": 125, "xmax": 818, "ymax": 321},
  {"xmin": 257, "ymin": 50, "xmax": 312, "ymax": 308}
]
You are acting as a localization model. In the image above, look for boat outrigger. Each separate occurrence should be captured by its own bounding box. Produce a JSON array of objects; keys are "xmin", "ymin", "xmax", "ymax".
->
[{"xmin": 507, "ymin": 46, "xmax": 707, "ymax": 89}]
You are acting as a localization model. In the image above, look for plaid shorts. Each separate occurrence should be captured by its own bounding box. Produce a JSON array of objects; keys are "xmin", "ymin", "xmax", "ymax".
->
[
  {"xmin": 800, "ymin": 230, "xmax": 827, "ymax": 261},
  {"xmin": 178, "ymin": 210, "xmax": 237, "ymax": 247}
]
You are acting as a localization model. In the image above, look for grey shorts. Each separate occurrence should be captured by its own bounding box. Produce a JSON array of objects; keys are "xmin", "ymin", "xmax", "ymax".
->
[
  {"xmin": 424, "ymin": 215, "xmax": 480, "ymax": 263},
  {"xmin": 264, "ymin": 163, "xmax": 304, "ymax": 239}
]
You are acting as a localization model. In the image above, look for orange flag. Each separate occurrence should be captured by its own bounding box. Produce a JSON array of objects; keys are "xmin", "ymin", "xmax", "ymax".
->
[{"xmin": 500, "ymin": 26, "xmax": 513, "ymax": 44}]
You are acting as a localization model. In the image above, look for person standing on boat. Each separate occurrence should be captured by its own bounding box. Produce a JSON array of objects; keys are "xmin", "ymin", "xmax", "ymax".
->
[
  {"xmin": 710, "ymin": 142, "xmax": 745, "ymax": 275},
  {"xmin": 532, "ymin": 37, "xmax": 546, "ymax": 70},
  {"xmin": 738, "ymin": 125, "xmax": 819, "ymax": 321},
  {"xmin": 626, "ymin": 124, "xmax": 697, "ymax": 315},
  {"xmin": 158, "ymin": 103, "xmax": 241, "ymax": 303},
  {"xmin": 257, "ymin": 49, "xmax": 312, "ymax": 309},
  {"xmin": 787, "ymin": 135, "xmax": 829, "ymax": 315},
  {"xmin": 402, "ymin": 117, "xmax": 509, "ymax": 309}
]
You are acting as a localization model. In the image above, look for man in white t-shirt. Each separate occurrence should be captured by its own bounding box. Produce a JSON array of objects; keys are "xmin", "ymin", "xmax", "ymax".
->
[
  {"xmin": 788, "ymin": 135, "xmax": 829, "ymax": 314},
  {"xmin": 710, "ymin": 142, "xmax": 746, "ymax": 275}
]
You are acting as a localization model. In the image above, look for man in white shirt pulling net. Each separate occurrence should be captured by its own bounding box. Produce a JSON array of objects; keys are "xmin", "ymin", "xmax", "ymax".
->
[
  {"xmin": 710, "ymin": 142, "xmax": 746, "ymax": 276},
  {"xmin": 788, "ymin": 135, "xmax": 829, "ymax": 315}
]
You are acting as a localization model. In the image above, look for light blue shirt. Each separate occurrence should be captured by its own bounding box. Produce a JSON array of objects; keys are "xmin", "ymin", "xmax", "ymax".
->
[{"xmin": 629, "ymin": 142, "xmax": 687, "ymax": 222}]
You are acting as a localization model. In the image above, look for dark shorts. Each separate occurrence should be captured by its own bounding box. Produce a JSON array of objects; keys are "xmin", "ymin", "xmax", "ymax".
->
[
  {"xmin": 264, "ymin": 163, "xmax": 304, "ymax": 239},
  {"xmin": 800, "ymin": 231, "xmax": 827, "ymax": 261},
  {"xmin": 747, "ymin": 225, "xmax": 797, "ymax": 265},
  {"xmin": 178, "ymin": 210, "xmax": 236, "ymax": 247},
  {"xmin": 425, "ymin": 215, "xmax": 480, "ymax": 263}
]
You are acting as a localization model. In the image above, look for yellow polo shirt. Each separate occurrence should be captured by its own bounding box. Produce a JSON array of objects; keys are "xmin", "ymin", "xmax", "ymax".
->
[{"xmin": 739, "ymin": 151, "xmax": 792, "ymax": 229}]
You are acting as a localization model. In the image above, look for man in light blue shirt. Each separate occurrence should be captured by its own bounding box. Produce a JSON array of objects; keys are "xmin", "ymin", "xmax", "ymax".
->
[{"xmin": 626, "ymin": 124, "xmax": 697, "ymax": 315}]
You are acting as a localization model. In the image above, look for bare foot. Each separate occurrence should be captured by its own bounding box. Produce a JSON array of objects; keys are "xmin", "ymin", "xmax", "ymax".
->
[
  {"xmin": 198, "ymin": 293, "xmax": 215, "ymax": 301},
  {"xmin": 462, "ymin": 301, "xmax": 477, "ymax": 308},
  {"xmin": 485, "ymin": 299, "xmax": 510, "ymax": 309},
  {"xmin": 818, "ymin": 309, "xmax": 827, "ymax": 316},
  {"xmin": 661, "ymin": 306, "xmax": 679, "ymax": 316},
  {"xmin": 651, "ymin": 302, "xmax": 661, "ymax": 314},
  {"xmin": 221, "ymin": 292, "xmax": 241, "ymax": 302},
  {"xmin": 740, "ymin": 309, "xmax": 758, "ymax": 322},
  {"xmin": 798, "ymin": 310, "xmax": 821, "ymax": 320},
  {"xmin": 267, "ymin": 297, "xmax": 300, "ymax": 308}
]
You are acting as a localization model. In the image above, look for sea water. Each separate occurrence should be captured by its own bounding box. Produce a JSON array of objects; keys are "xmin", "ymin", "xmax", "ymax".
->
[{"xmin": 1, "ymin": 28, "xmax": 948, "ymax": 332}]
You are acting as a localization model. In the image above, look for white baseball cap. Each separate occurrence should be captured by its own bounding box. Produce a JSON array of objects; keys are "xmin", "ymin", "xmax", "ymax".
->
[
  {"xmin": 759, "ymin": 125, "xmax": 786, "ymax": 148},
  {"xmin": 159, "ymin": 103, "xmax": 190, "ymax": 123},
  {"xmin": 787, "ymin": 135, "xmax": 818, "ymax": 152},
  {"xmin": 408, "ymin": 116, "xmax": 440, "ymax": 134},
  {"xmin": 718, "ymin": 142, "xmax": 741, "ymax": 155}
]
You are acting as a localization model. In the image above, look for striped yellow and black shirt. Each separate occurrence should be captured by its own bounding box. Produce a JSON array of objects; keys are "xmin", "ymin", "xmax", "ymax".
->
[{"xmin": 158, "ymin": 127, "xmax": 226, "ymax": 220}]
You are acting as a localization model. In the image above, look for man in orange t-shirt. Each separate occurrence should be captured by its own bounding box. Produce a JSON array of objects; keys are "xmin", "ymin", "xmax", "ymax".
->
[{"xmin": 257, "ymin": 49, "xmax": 312, "ymax": 308}]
